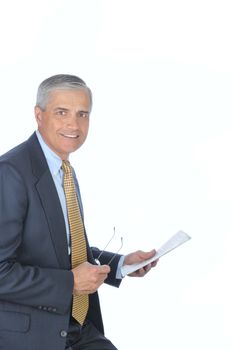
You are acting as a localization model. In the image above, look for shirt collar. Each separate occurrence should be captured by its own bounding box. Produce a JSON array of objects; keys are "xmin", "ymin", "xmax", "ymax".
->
[{"xmin": 36, "ymin": 130, "xmax": 63, "ymax": 176}]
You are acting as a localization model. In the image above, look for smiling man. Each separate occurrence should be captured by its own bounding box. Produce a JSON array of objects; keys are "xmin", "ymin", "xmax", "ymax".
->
[
  {"xmin": 35, "ymin": 87, "xmax": 91, "ymax": 159},
  {"xmin": 0, "ymin": 74, "xmax": 157, "ymax": 350}
]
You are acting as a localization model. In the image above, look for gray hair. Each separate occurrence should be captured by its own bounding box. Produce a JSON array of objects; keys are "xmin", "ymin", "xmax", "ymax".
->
[{"xmin": 36, "ymin": 74, "xmax": 92, "ymax": 111}]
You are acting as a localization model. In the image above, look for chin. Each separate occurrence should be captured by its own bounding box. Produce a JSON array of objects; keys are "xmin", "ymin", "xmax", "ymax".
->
[{"xmin": 65, "ymin": 144, "xmax": 82, "ymax": 154}]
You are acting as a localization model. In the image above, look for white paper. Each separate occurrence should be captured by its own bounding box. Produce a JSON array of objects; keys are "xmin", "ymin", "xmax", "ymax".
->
[{"xmin": 121, "ymin": 230, "xmax": 191, "ymax": 277}]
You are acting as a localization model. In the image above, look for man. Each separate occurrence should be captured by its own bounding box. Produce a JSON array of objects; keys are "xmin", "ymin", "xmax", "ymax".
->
[{"xmin": 0, "ymin": 74, "xmax": 157, "ymax": 350}]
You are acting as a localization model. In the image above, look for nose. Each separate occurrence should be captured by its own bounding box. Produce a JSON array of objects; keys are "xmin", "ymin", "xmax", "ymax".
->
[{"xmin": 67, "ymin": 114, "xmax": 80, "ymax": 129}]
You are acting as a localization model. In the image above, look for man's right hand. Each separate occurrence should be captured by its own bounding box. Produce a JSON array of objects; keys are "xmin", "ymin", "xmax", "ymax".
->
[{"xmin": 72, "ymin": 262, "xmax": 110, "ymax": 295}]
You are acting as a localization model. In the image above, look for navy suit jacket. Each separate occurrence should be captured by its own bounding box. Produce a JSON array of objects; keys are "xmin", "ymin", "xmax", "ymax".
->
[{"xmin": 0, "ymin": 133, "xmax": 121, "ymax": 350}]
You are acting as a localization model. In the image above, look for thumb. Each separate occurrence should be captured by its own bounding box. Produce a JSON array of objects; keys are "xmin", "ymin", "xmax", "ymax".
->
[
  {"xmin": 99, "ymin": 264, "xmax": 111, "ymax": 274},
  {"xmin": 139, "ymin": 249, "xmax": 156, "ymax": 260}
]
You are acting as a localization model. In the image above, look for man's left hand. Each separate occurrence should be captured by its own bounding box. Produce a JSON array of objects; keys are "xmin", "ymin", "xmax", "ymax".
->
[{"xmin": 123, "ymin": 249, "xmax": 158, "ymax": 277}]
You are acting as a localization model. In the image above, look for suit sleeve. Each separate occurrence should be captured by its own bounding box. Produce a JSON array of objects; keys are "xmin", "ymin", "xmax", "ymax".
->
[
  {"xmin": 91, "ymin": 247, "xmax": 122, "ymax": 287},
  {"xmin": 0, "ymin": 162, "xmax": 73, "ymax": 314}
]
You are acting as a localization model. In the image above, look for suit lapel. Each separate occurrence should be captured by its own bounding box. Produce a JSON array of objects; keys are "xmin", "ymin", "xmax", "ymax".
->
[{"xmin": 27, "ymin": 133, "xmax": 70, "ymax": 269}]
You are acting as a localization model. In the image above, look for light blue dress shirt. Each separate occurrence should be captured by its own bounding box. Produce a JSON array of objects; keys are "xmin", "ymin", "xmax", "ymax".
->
[{"xmin": 36, "ymin": 130, "xmax": 124, "ymax": 277}]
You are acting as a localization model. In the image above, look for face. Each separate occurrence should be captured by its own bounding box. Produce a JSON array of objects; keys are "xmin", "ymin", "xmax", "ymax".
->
[{"xmin": 35, "ymin": 89, "xmax": 91, "ymax": 160}]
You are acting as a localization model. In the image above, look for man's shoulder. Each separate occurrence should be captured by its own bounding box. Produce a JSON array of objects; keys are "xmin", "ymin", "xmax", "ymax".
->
[
  {"xmin": 0, "ymin": 133, "xmax": 50, "ymax": 182},
  {"xmin": 1, "ymin": 136, "xmax": 28, "ymax": 162},
  {"xmin": 0, "ymin": 132, "xmax": 44, "ymax": 175},
  {"xmin": 0, "ymin": 133, "xmax": 38, "ymax": 161}
]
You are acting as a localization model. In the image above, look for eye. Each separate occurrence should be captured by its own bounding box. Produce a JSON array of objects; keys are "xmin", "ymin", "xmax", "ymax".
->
[
  {"xmin": 79, "ymin": 111, "xmax": 89, "ymax": 118},
  {"xmin": 55, "ymin": 109, "xmax": 67, "ymax": 117}
]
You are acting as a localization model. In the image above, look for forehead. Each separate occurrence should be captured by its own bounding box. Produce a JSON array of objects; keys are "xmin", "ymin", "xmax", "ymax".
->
[{"xmin": 46, "ymin": 88, "xmax": 91, "ymax": 109}]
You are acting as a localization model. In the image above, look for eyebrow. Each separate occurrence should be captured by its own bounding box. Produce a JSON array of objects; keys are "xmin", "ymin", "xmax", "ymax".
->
[
  {"xmin": 54, "ymin": 107, "xmax": 69, "ymax": 112},
  {"xmin": 54, "ymin": 107, "xmax": 90, "ymax": 114},
  {"xmin": 79, "ymin": 110, "xmax": 90, "ymax": 114}
]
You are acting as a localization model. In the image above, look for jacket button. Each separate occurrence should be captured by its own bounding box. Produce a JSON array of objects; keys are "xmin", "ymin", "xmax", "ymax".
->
[{"xmin": 60, "ymin": 330, "xmax": 68, "ymax": 338}]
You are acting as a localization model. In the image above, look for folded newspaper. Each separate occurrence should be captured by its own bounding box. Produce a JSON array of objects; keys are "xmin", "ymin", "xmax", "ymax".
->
[{"xmin": 121, "ymin": 230, "xmax": 191, "ymax": 277}]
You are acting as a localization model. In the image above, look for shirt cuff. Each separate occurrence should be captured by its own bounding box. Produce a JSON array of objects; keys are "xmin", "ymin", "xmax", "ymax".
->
[{"xmin": 116, "ymin": 255, "xmax": 125, "ymax": 279}]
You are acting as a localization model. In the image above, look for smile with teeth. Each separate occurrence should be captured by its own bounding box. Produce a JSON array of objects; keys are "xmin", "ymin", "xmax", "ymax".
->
[{"xmin": 61, "ymin": 133, "xmax": 79, "ymax": 139}]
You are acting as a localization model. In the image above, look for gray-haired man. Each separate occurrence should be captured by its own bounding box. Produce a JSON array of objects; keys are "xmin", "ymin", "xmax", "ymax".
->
[{"xmin": 0, "ymin": 74, "xmax": 157, "ymax": 350}]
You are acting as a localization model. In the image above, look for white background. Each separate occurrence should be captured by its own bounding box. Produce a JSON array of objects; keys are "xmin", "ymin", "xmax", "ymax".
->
[{"xmin": 0, "ymin": 1, "xmax": 232, "ymax": 349}]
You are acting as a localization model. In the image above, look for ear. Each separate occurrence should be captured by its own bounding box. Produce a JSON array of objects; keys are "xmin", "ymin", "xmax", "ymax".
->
[{"xmin": 34, "ymin": 106, "xmax": 43, "ymax": 125}]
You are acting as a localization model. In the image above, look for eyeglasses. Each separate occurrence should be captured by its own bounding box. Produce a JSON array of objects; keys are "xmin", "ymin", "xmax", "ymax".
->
[{"xmin": 95, "ymin": 227, "xmax": 124, "ymax": 266}]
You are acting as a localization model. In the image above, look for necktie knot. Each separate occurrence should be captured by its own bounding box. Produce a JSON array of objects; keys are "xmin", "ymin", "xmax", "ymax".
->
[{"xmin": 62, "ymin": 160, "xmax": 72, "ymax": 175}]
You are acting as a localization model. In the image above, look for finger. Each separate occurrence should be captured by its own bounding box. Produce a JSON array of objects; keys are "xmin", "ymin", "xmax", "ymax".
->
[
  {"xmin": 145, "ymin": 249, "xmax": 156, "ymax": 258},
  {"xmin": 137, "ymin": 249, "xmax": 156, "ymax": 261},
  {"xmin": 98, "ymin": 264, "xmax": 111, "ymax": 274},
  {"xmin": 143, "ymin": 263, "xmax": 152, "ymax": 272},
  {"xmin": 134, "ymin": 268, "xmax": 147, "ymax": 277}
]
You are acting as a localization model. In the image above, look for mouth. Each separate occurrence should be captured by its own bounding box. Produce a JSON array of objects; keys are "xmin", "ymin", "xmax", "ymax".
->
[{"xmin": 60, "ymin": 133, "xmax": 79, "ymax": 139}]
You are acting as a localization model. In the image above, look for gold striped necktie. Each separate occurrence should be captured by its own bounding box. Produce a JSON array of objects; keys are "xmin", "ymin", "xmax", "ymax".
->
[{"xmin": 62, "ymin": 160, "xmax": 89, "ymax": 325}]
